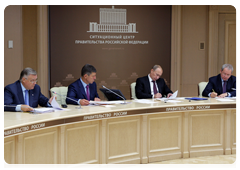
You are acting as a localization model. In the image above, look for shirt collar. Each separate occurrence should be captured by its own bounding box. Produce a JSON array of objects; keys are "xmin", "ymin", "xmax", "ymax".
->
[
  {"xmin": 80, "ymin": 78, "xmax": 88, "ymax": 88},
  {"xmin": 220, "ymin": 77, "xmax": 228, "ymax": 82},
  {"xmin": 20, "ymin": 82, "xmax": 27, "ymax": 91},
  {"xmin": 148, "ymin": 74, "xmax": 153, "ymax": 82}
]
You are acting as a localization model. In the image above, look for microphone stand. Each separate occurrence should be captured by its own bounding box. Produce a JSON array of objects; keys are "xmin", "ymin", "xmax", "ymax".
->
[
  {"xmin": 102, "ymin": 86, "xmax": 128, "ymax": 104},
  {"xmin": 51, "ymin": 91, "xmax": 82, "ymax": 109}
]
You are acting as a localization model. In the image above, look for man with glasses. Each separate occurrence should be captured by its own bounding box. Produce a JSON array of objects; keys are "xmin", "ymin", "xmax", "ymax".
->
[
  {"xmin": 135, "ymin": 65, "xmax": 173, "ymax": 99},
  {"xmin": 4, "ymin": 67, "xmax": 54, "ymax": 112},
  {"xmin": 202, "ymin": 64, "xmax": 236, "ymax": 98}
]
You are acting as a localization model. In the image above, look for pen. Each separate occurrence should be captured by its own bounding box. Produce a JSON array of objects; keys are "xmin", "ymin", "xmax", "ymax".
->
[{"xmin": 212, "ymin": 89, "xmax": 215, "ymax": 92}]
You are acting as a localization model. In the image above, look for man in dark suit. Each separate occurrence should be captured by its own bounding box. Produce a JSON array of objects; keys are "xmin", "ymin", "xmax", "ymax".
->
[
  {"xmin": 4, "ymin": 67, "xmax": 54, "ymax": 112},
  {"xmin": 202, "ymin": 64, "xmax": 236, "ymax": 98},
  {"xmin": 135, "ymin": 65, "xmax": 173, "ymax": 99},
  {"xmin": 66, "ymin": 64, "xmax": 100, "ymax": 105}
]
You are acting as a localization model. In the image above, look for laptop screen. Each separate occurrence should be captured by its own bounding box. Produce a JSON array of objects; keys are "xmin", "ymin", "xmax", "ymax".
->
[{"xmin": 99, "ymin": 88, "xmax": 126, "ymax": 101}]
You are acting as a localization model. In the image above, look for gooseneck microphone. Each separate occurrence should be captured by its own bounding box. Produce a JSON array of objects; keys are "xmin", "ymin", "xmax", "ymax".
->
[
  {"xmin": 102, "ymin": 85, "xmax": 127, "ymax": 104},
  {"xmin": 51, "ymin": 91, "xmax": 82, "ymax": 109}
]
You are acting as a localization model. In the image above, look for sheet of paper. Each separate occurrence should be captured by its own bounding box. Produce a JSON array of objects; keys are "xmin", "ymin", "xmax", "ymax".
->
[
  {"xmin": 51, "ymin": 96, "xmax": 63, "ymax": 110},
  {"xmin": 216, "ymin": 98, "xmax": 234, "ymax": 102},
  {"xmin": 31, "ymin": 108, "xmax": 55, "ymax": 113},
  {"xmin": 89, "ymin": 100, "xmax": 125, "ymax": 105},
  {"xmin": 168, "ymin": 90, "xmax": 178, "ymax": 99},
  {"xmin": 102, "ymin": 105, "xmax": 116, "ymax": 108},
  {"xmin": 134, "ymin": 99, "xmax": 158, "ymax": 104},
  {"xmin": 165, "ymin": 100, "xmax": 182, "ymax": 103}
]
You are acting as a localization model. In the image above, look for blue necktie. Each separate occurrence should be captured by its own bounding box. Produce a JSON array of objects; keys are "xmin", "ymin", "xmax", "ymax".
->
[{"xmin": 25, "ymin": 90, "xmax": 29, "ymax": 105}]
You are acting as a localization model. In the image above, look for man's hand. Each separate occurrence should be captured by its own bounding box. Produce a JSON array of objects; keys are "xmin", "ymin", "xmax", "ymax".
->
[
  {"xmin": 94, "ymin": 97, "xmax": 101, "ymax": 101},
  {"xmin": 167, "ymin": 93, "xmax": 173, "ymax": 98},
  {"xmin": 210, "ymin": 92, "xmax": 218, "ymax": 98},
  {"xmin": 154, "ymin": 93, "xmax": 162, "ymax": 98},
  {"xmin": 21, "ymin": 105, "xmax": 34, "ymax": 112},
  {"xmin": 218, "ymin": 93, "xmax": 228, "ymax": 98},
  {"xmin": 80, "ymin": 99, "xmax": 90, "ymax": 105}
]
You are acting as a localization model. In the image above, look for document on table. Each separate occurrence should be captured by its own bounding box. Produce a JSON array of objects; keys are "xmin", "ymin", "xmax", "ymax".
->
[
  {"xmin": 31, "ymin": 108, "xmax": 55, "ymax": 113},
  {"xmin": 89, "ymin": 100, "xmax": 126, "ymax": 105},
  {"xmin": 216, "ymin": 98, "xmax": 235, "ymax": 102},
  {"xmin": 30, "ymin": 96, "xmax": 65, "ymax": 113},
  {"xmin": 168, "ymin": 90, "xmax": 178, "ymax": 99},
  {"xmin": 51, "ymin": 96, "xmax": 64, "ymax": 110},
  {"xmin": 156, "ymin": 90, "xmax": 181, "ymax": 102},
  {"xmin": 134, "ymin": 99, "xmax": 158, "ymax": 104}
]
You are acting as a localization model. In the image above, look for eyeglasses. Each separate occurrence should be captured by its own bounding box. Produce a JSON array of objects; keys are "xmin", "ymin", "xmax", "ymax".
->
[{"xmin": 25, "ymin": 78, "xmax": 38, "ymax": 83}]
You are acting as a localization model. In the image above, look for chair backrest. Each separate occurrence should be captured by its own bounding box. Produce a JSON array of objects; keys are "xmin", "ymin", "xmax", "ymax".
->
[
  {"xmin": 198, "ymin": 82, "xmax": 208, "ymax": 97},
  {"xmin": 130, "ymin": 82, "xmax": 137, "ymax": 99},
  {"xmin": 50, "ymin": 86, "xmax": 68, "ymax": 105}
]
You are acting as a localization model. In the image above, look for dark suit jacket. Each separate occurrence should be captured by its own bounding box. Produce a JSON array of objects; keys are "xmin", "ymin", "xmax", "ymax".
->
[
  {"xmin": 4, "ymin": 80, "xmax": 50, "ymax": 112},
  {"xmin": 66, "ymin": 79, "xmax": 99, "ymax": 105},
  {"xmin": 135, "ymin": 76, "xmax": 173, "ymax": 99},
  {"xmin": 202, "ymin": 74, "xmax": 236, "ymax": 97}
]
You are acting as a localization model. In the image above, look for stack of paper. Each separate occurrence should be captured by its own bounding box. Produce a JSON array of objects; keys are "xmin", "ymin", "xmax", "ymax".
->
[{"xmin": 31, "ymin": 108, "xmax": 55, "ymax": 113}]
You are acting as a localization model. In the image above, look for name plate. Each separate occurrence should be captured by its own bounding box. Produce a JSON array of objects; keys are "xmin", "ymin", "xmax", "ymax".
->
[
  {"xmin": 166, "ymin": 105, "xmax": 210, "ymax": 112},
  {"xmin": 4, "ymin": 123, "xmax": 46, "ymax": 137}
]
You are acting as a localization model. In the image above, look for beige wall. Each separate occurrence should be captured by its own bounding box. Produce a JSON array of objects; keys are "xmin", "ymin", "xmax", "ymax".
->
[
  {"xmin": 4, "ymin": 5, "xmax": 23, "ymax": 86},
  {"xmin": 22, "ymin": 5, "xmax": 38, "ymax": 70},
  {"xmin": 4, "ymin": 5, "xmax": 236, "ymax": 98},
  {"xmin": 180, "ymin": 5, "xmax": 208, "ymax": 97},
  {"xmin": 4, "ymin": 5, "xmax": 49, "ymax": 97}
]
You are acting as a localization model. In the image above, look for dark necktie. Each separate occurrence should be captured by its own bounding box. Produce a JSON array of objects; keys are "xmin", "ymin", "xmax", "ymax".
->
[
  {"xmin": 152, "ymin": 80, "xmax": 158, "ymax": 94},
  {"xmin": 25, "ymin": 90, "xmax": 29, "ymax": 105},
  {"xmin": 86, "ymin": 85, "xmax": 90, "ymax": 101},
  {"xmin": 222, "ymin": 81, "xmax": 227, "ymax": 93}
]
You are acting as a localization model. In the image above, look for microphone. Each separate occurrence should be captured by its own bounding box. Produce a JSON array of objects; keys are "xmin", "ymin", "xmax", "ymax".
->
[
  {"xmin": 51, "ymin": 91, "xmax": 82, "ymax": 109},
  {"xmin": 102, "ymin": 85, "xmax": 127, "ymax": 104}
]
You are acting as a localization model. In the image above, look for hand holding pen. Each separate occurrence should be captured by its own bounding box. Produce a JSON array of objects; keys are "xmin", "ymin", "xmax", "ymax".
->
[{"xmin": 210, "ymin": 89, "xmax": 218, "ymax": 98}]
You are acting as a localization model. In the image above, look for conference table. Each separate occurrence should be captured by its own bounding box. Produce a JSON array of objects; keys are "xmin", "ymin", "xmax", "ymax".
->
[{"xmin": 4, "ymin": 98, "xmax": 236, "ymax": 164}]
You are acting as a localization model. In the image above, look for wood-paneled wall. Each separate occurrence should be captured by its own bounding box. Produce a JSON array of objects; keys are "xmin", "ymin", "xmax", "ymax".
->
[{"xmin": 4, "ymin": 5, "xmax": 236, "ymax": 98}]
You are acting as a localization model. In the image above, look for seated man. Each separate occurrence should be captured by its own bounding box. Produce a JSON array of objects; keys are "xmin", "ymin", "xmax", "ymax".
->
[
  {"xmin": 202, "ymin": 64, "xmax": 236, "ymax": 98},
  {"xmin": 135, "ymin": 65, "xmax": 173, "ymax": 99},
  {"xmin": 66, "ymin": 64, "xmax": 101, "ymax": 105},
  {"xmin": 4, "ymin": 67, "xmax": 54, "ymax": 112}
]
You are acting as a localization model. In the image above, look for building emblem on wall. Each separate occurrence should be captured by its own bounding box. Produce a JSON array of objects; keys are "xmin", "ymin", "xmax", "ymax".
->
[{"xmin": 88, "ymin": 6, "xmax": 138, "ymax": 33}]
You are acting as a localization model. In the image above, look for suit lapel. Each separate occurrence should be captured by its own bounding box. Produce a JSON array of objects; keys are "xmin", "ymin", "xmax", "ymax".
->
[
  {"xmin": 89, "ymin": 83, "xmax": 95, "ymax": 100},
  {"xmin": 78, "ymin": 79, "xmax": 87, "ymax": 99},
  {"xmin": 156, "ymin": 80, "xmax": 162, "ymax": 93},
  {"xmin": 145, "ymin": 76, "xmax": 151, "ymax": 94},
  {"xmin": 16, "ymin": 81, "xmax": 25, "ymax": 104},
  {"xmin": 226, "ymin": 76, "xmax": 232, "ymax": 91},
  {"xmin": 217, "ymin": 74, "xmax": 223, "ymax": 94},
  {"xmin": 29, "ymin": 90, "xmax": 34, "ymax": 107}
]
